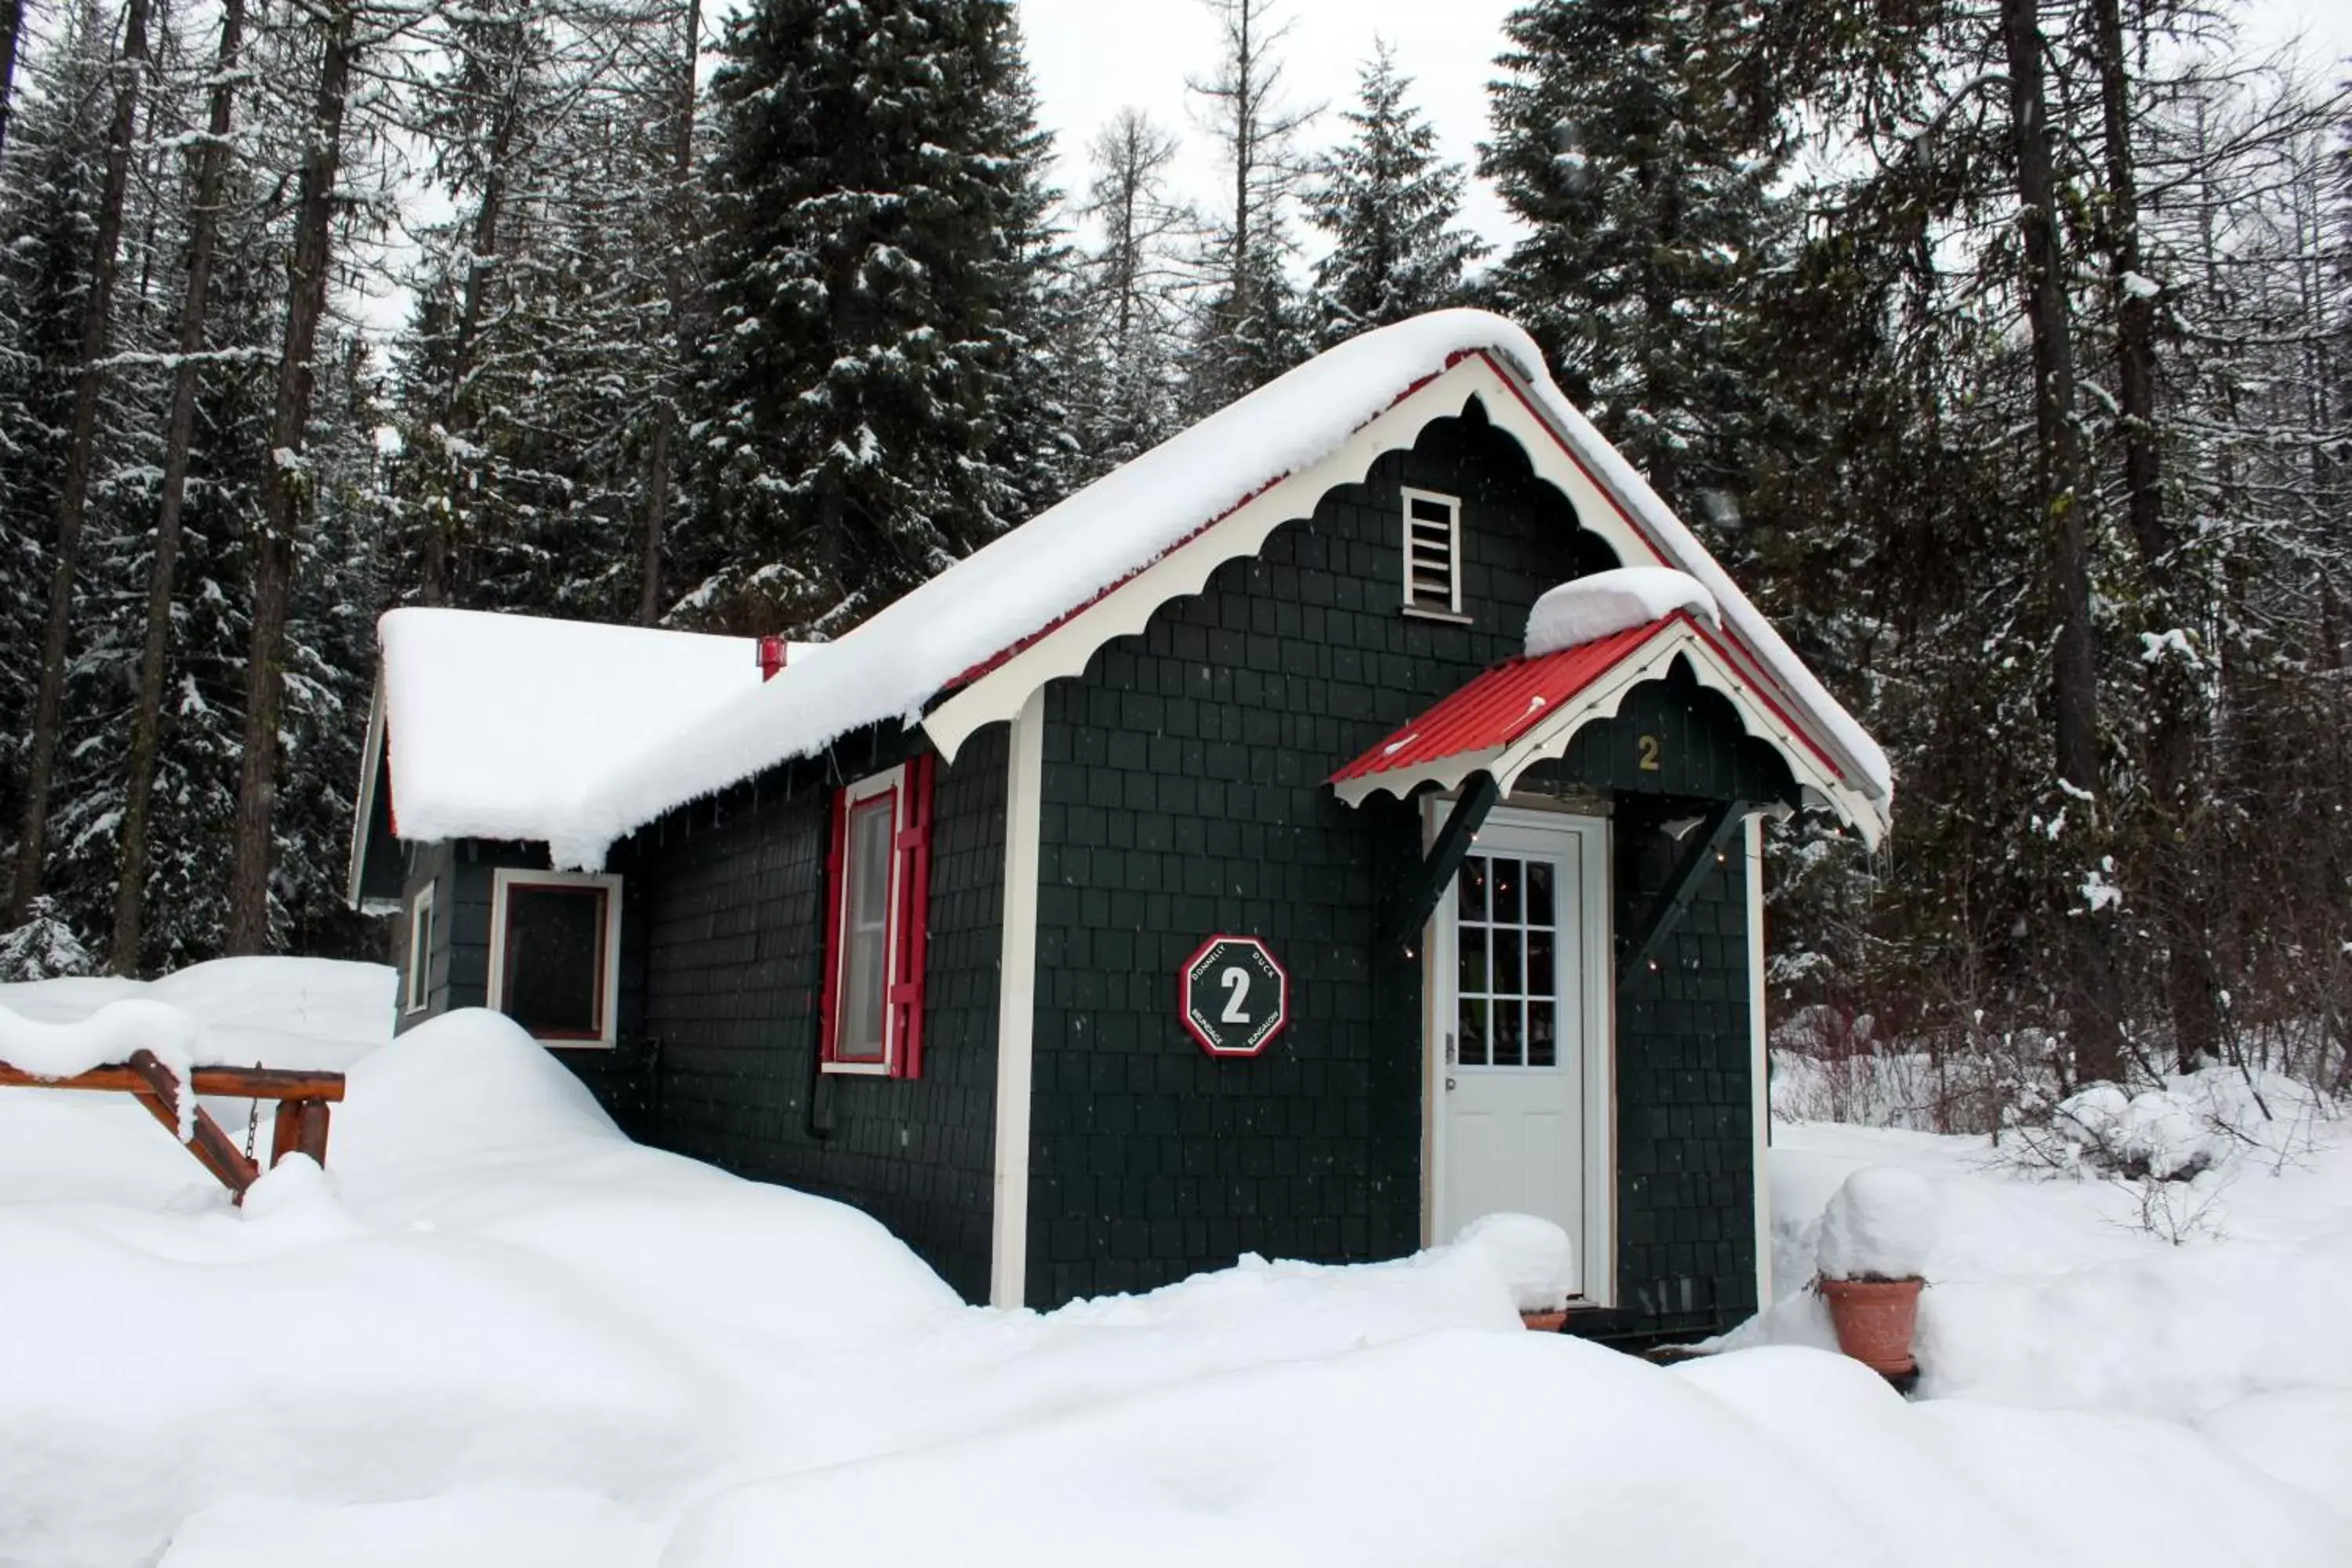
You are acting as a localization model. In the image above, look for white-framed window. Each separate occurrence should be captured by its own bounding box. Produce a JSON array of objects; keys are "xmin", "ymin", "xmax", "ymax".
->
[
  {"xmin": 403, "ymin": 881, "xmax": 435, "ymax": 1014},
  {"xmin": 1400, "ymin": 487, "xmax": 1465, "ymax": 619},
  {"xmin": 487, "ymin": 868, "xmax": 623, "ymax": 1047},
  {"xmin": 823, "ymin": 757, "xmax": 935, "ymax": 1079}
]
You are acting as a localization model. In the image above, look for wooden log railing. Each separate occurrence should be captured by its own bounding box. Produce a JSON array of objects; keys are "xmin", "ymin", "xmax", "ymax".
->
[{"xmin": 0, "ymin": 1055, "xmax": 346, "ymax": 1203}]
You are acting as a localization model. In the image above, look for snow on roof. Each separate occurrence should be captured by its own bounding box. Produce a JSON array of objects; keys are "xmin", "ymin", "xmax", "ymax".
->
[
  {"xmin": 377, "ymin": 609, "xmax": 784, "ymax": 848},
  {"xmin": 1525, "ymin": 568, "xmax": 1719, "ymax": 659},
  {"xmin": 530, "ymin": 310, "xmax": 1889, "ymax": 867}
]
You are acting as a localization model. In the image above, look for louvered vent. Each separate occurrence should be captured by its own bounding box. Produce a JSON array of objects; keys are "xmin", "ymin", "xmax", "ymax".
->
[{"xmin": 1401, "ymin": 488, "xmax": 1463, "ymax": 617}]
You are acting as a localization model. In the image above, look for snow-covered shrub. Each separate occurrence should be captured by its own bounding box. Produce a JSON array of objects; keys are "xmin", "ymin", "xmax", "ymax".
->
[
  {"xmin": 2051, "ymin": 1084, "xmax": 2216, "ymax": 1181},
  {"xmin": 0, "ymin": 899, "xmax": 93, "ymax": 982}
]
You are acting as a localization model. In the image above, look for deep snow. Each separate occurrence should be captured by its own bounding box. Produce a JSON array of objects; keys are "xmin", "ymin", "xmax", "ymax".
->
[
  {"xmin": 376, "ymin": 609, "xmax": 787, "ymax": 849},
  {"xmin": 2, "ymin": 960, "xmax": 2347, "ymax": 1567}
]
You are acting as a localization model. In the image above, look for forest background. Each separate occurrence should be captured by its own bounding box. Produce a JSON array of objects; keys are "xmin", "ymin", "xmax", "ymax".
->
[{"xmin": 2, "ymin": 0, "xmax": 2347, "ymax": 1110}]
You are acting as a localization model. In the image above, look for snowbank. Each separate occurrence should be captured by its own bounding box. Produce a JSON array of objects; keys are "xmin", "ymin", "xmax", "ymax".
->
[
  {"xmin": 7, "ymin": 961, "xmax": 2351, "ymax": 1566},
  {"xmin": 1524, "ymin": 567, "xmax": 1717, "ymax": 657},
  {"xmin": 668, "ymin": 1340, "xmax": 2349, "ymax": 1568},
  {"xmin": 1730, "ymin": 1115, "xmax": 2352, "ymax": 1426},
  {"xmin": 0, "ymin": 996, "xmax": 211, "ymax": 1089},
  {"xmin": 0, "ymin": 959, "xmax": 393, "ymax": 1200},
  {"xmin": 0, "ymin": 955, "xmax": 393, "ymax": 1073}
]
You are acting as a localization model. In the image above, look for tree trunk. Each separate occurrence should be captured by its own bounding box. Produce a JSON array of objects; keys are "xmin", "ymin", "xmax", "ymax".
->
[
  {"xmin": 637, "ymin": 0, "xmax": 702, "ymax": 626},
  {"xmin": 2085, "ymin": 0, "xmax": 2217, "ymax": 1071},
  {"xmin": 420, "ymin": 64, "xmax": 521, "ymax": 609},
  {"xmin": 9, "ymin": 0, "xmax": 153, "ymax": 925},
  {"xmin": 2002, "ymin": 0, "xmax": 2122, "ymax": 1081},
  {"xmin": 224, "ymin": 0, "xmax": 354, "ymax": 955},
  {"xmin": 111, "ymin": 0, "xmax": 247, "ymax": 973}
]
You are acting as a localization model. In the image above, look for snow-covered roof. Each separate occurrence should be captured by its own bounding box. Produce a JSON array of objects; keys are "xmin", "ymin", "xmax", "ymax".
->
[
  {"xmin": 434, "ymin": 310, "xmax": 1886, "ymax": 866},
  {"xmin": 368, "ymin": 609, "xmax": 784, "ymax": 850},
  {"xmin": 1525, "ymin": 568, "xmax": 1719, "ymax": 659}
]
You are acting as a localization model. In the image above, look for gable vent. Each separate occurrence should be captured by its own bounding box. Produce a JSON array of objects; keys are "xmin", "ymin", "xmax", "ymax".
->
[{"xmin": 1400, "ymin": 488, "xmax": 1465, "ymax": 619}]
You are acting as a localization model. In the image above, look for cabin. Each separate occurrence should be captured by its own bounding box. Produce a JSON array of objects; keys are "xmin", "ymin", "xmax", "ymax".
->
[{"xmin": 348, "ymin": 310, "xmax": 1893, "ymax": 1343}]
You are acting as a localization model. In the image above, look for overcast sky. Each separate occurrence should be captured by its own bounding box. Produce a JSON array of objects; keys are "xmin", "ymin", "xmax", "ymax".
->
[{"xmin": 1015, "ymin": 0, "xmax": 2352, "ymax": 260}]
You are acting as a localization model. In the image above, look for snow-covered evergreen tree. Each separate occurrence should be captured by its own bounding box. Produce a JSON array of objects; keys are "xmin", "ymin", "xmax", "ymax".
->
[
  {"xmin": 1305, "ymin": 41, "xmax": 1482, "ymax": 345},
  {"xmin": 688, "ymin": 0, "xmax": 1054, "ymax": 636},
  {"xmin": 1483, "ymin": 0, "xmax": 1784, "ymax": 519},
  {"xmin": 0, "ymin": 2, "xmax": 111, "ymax": 906}
]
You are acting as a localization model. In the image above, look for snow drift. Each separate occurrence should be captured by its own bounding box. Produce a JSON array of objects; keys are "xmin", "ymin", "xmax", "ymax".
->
[{"xmin": 5, "ymin": 962, "xmax": 2350, "ymax": 1567}]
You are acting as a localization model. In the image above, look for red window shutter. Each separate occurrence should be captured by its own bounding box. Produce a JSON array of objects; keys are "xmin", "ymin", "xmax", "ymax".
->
[
  {"xmin": 818, "ymin": 782, "xmax": 851, "ymax": 1065},
  {"xmin": 889, "ymin": 753, "xmax": 935, "ymax": 1079}
]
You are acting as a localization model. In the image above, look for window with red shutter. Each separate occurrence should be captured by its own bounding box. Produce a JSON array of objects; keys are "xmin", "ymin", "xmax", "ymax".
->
[{"xmin": 821, "ymin": 756, "xmax": 934, "ymax": 1078}]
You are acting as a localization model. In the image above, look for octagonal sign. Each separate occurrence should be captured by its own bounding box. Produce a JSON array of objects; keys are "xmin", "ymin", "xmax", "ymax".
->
[{"xmin": 1181, "ymin": 935, "xmax": 1288, "ymax": 1058}]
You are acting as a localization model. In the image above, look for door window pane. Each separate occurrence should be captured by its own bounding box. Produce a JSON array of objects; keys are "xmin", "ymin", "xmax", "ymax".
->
[
  {"xmin": 1457, "ymin": 857, "xmax": 1487, "ymax": 921},
  {"xmin": 1527, "ymin": 862, "xmax": 1553, "ymax": 926},
  {"xmin": 1459, "ymin": 926, "xmax": 1487, "ymax": 993},
  {"xmin": 1528, "ymin": 930, "xmax": 1555, "ymax": 999},
  {"xmin": 501, "ymin": 885, "xmax": 606, "ymax": 1037},
  {"xmin": 1458, "ymin": 998, "xmax": 1489, "ymax": 1067},
  {"xmin": 1529, "ymin": 1001, "xmax": 1557, "ymax": 1068},
  {"xmin": 1496, "ymin": 928, "xmax": 1524, "ymax": 995},
  {"xmin": 1494, "ymin": 1000, "xmax": 1523, "ymax": 1067},
  {"xmin": 1492, "ymin": 857, "xmax": 1521, "ymax": 924}
]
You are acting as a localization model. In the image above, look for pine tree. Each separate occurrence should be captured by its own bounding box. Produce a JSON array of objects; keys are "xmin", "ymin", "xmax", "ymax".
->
[
  {"xmin": 11, "ymin": 0, "xmax": 153, "ymax": 925},
  {"xmin": 0, "ymin": 8, "xmax": 112, "ymax": 908},
  {"xmin": 1483, "ymin": 0, "xmax": 1784, "ymax": 520},
  {"xmin": 111, "ymin": 0, "xmax": 249, "ymax": 971},
  {"xmin": 688, "ymin": 0, "xmax": 1055, "ymax": 635},
  {"xmin": 1305, "ymin": 40, "xmax": 1483, "ymax": 344}
]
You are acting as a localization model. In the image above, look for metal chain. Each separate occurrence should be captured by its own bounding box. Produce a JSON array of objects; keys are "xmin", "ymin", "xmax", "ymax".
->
[{"xmin": 241, "ymin": 1063, "xmax": 263, "ymax": 1163}]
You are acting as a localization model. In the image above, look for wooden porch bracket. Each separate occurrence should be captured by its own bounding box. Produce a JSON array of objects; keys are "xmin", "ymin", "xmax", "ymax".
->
[
  {"xmin": 0, "ymin": 1056, "xmax": 346, "ymax": 1203},
  {"xmin": 1380, "ymin": 772, "xmax": 1503, "ymax": 961},
  {"xmin": 1617, "ymin": 800, "xmax": 1750, "ymax": 989}
]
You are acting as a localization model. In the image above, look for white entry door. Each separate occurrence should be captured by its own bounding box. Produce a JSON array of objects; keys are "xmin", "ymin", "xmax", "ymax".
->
[{"xmin": 1432, "ymin": 808, "xmax": 1611, "ymax": 1300}]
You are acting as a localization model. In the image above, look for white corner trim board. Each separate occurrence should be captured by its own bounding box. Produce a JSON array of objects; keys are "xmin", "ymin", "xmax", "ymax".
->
[
  {"xmin": 1747, "ymin": 812, "xmax": 1773, "ymax": 1308},
  {"xmin": 989, "ymin": 688, "xmax": 1047, "ymax": 1308},
  {"xmin": 345, "ymin": 674, "xmax": 387, "ymax": 909}
]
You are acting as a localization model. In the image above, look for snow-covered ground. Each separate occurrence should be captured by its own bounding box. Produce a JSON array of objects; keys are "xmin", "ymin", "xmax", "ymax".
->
[{"xmin": 3, "ymin": 960, "xmax": 2348, "ymax": 1566}]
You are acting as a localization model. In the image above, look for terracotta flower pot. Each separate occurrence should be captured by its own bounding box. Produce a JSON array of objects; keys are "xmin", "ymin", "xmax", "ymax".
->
[
  {"xmin": 1817, "ymin": 1276, "xmax": 1925, "ymax": 1376},
  {"xmin": 1520, "ymin": 1308, "xmax": 1568, "ymax": 1333}
]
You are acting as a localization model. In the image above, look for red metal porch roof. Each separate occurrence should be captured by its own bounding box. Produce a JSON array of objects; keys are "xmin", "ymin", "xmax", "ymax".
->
[{"xmin": 1328, "ymin": 619, "xmax": 1668, "ymax": 789}]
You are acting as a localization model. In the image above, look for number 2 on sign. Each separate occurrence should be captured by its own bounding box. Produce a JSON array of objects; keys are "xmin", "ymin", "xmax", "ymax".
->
[
  {"xmin": 1221, "ymin": 967, "xmax": 1251, "ymax": 1023},
  {"xmin": 1637, "ymin": 734, "xmax": 1663, "ymax": 771}
]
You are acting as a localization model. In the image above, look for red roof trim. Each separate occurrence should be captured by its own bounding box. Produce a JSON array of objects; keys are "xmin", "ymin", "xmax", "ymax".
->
[
  {"xmin": 1471, "ymin": 349, "xmax": 1858, "ymax": 778},
  {"xmin": 1686, "ymin": 617, "xmax": 1840, "ymax": 775},
  {"xmin": 937, "ymin": 344, "xmax": 1854, "ymax": 785},
  {"xmin": 1328, "ymin": 610, "xmax": 1846, "ymax": 789},
  {"xmin": 1328, "ymin": 619, "xmax": 1670, "ymax": 786},
  {"xmin": 942, "ymin": 355, "xmax": 1483, "ymax": 694}
]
